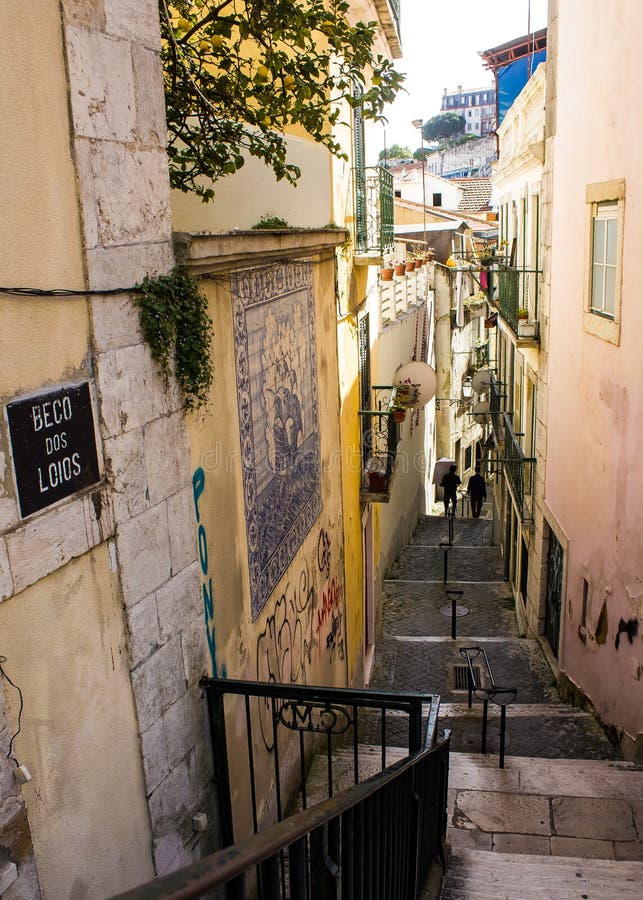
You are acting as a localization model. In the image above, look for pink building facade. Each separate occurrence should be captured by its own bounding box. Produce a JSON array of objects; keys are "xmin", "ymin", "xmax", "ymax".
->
[{"xmin": 544, "ymin": 0, "xmax": 643, "ymax": 757}]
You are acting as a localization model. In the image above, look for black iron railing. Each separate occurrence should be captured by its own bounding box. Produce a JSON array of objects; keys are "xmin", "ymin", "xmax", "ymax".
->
[
  {"xmin": 354, "ymin": 165, "xmax": 395, "ymax": 256},
  {"xmin": 502, "ymin": 412, "xmax": 535, "ymax": 521},
  {"xmin": 109, "ymin": 735, "xmax": 450, "ymax": 900},
  {"xmin": 201, "ymin": 677, "xmax": 440, "ymax": 849},
  {"xmin": 495, "ymin": 266, "xmax": 541, "ymax": 334},
  {"xmin": 358, "ymin": 384, "xmax": 412, "ymax": 500}
]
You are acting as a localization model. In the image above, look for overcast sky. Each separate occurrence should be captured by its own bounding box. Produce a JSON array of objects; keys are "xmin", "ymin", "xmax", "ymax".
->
[{"xmin": 366, "ymin": 0, "xmax": 548, "ymax": 162}]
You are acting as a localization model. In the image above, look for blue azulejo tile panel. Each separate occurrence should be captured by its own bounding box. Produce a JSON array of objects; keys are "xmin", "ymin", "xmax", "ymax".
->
[{"xmin": 232, "ymin": 263, "xmax": 322, "ymax": 619}]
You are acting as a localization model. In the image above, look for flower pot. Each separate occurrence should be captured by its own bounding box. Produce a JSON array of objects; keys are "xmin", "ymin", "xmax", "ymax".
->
[
  {"xmin": 405, "ymin": 261, "xmax": 416, "ymax": 273},
  {"xmin": 393, "ymin": 410, "xmax": 406, "ymax": 424},
  {"xmin": 394, "ymin": 263, "xmax": 406, "ymax": 276},
  {"xmin": 367, "ymin": 472, "xmax": 388, "ymax": 492},
  {"xmin": 381, "ymin": 267, "xmax": 394, "ymax": 281},
  {"xmin": 414, "ymin": 258, "xmax": 424, "ymax": 268}
]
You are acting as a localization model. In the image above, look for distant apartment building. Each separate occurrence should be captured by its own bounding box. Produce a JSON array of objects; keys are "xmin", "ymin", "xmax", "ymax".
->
[{"xmin": 441, "ymin": 84, "xmax": 496, "ymax": 136}]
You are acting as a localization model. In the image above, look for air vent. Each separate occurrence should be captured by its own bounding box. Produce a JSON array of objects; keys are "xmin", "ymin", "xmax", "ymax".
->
[{"xmin": 453, "ymin": 665, "xmax": 480, "ymax": 691}]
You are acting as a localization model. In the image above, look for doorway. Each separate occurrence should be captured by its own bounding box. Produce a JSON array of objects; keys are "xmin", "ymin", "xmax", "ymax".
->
[{"xmin": 545, "ymin": 527, "xmax": 564, "ymax": 658}]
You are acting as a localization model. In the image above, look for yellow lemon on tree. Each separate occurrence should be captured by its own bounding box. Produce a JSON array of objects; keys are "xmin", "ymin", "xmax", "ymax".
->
[
  {"xmin": 199, "ymin": 40, "xmax": 210, "ymax": 51},
  {"xmin": 284, "ymin": 75, "xmax": 296, "ymax": 90},
  {"xmin": 177, "ymin": 18, "xmax": 191, "ymax": 31},
  {"xmin": 262, "ymin": 115, "xmax": 271, "ymax": 127},
  {"xmin": 210, "ymin": 34, "xmax": 224, "ymax": 49},
  {"xmin": 256, "ymin": 64, "xmax": 270, "ymax": 80}
]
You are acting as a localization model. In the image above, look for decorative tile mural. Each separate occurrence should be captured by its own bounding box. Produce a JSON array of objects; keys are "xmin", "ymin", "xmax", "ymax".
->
[{"xmin": 232, "ymin": 263, "xmax": 322, "ymax": 619}]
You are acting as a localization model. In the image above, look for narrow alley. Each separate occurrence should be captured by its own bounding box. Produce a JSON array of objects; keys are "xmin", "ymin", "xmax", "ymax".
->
[{"xmin": 369, "ymin": 499, "xmax": 643, "ymax": 896}]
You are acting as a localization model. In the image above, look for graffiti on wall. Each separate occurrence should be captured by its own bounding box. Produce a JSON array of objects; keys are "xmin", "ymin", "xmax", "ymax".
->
[
  {"xmin": 192, "ymin": 466, "xmax": 224, "ymax": 678},
  {"xmin": 315, "ymin": 528, "xmax": 344, "ymax": 660},
  {"xmin": 232, "ymin": 263, "xmax": 322, "ymax": 619},
  {"xmin": 255, "ymin": 528, "xmax": 345, "ymax": 748}
]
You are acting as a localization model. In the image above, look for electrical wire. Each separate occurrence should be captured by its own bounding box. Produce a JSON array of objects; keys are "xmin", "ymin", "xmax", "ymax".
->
[
  {"xmin": 0, "ymin": 655, "xmax": 24, "ymax": 766},
  {"xmin": 0, "ymin": 285, "xmax": 136, "ymax": 297}
]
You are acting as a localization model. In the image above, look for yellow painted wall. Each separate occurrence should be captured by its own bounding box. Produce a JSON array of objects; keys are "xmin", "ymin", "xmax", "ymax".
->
[
  {"xmin": 337, "ymin": 316, "xmax": 364, "ymax": 681},
  {"xmin": 0, "ymin": 549, "xmax": 155, "ymax": 897},
  {"xmin": 0, "ymin": 0, "xmax": 88, "ymax": 399},
  {"xmin": 186, "ymin": 253, "xmax": 346, "ymax": 839}
]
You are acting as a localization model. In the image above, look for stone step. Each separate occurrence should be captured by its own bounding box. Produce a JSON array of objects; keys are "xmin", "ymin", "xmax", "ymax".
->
[
  {"xmin": 447, "ymin": 848, "xmax": 643, "ymax": 875},
  {"xmin": 448, "ymin": 752, "xmax": 643, "ymax": 799},
  {"xmin": 440, "ymin": 849, "xmax": 643, "ymax": 898},
  {"xmin": 388, "ymin": 545, "xmax": 505, "ymax": 583}
]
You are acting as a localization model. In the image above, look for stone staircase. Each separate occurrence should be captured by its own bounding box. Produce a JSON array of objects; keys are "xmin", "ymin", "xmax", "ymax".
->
[
  {"xmin": 378, "ymin": 510, "xmax": 643, "ymax": 897},
  {"xmin": 440, "ymin": 849, "xmax": 643, "ymax": 898},
  {"xmin": 305, "ymin": 508, "xmax": 643, "ymax": 897}
]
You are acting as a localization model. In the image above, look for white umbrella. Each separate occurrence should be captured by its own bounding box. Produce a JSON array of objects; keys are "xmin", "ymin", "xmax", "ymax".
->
[{"xmin": 432, "ymin": 457, "xmax": 456, "ymax": 485}]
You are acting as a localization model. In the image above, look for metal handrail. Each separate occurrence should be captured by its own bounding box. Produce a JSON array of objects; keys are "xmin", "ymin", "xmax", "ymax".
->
[
  {"xmin": 109, "ymin": 735, "xmax": 451, "ymax": 900},
  {"xmin": 200, "ymin": 676, "xmax": 440, "ymax": 850}
]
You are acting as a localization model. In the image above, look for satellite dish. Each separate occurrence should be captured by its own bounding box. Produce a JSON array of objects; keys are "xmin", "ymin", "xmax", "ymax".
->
[
  {"xmin": 471, "ymin": 400, "xmax": 490, "ymax": 423},
  {"xmin": 394, "ymin": 361, "xmax": 437, "ymax": 408},
  {"xmin": 471, "ymin": 368, "xmax": 493, "ymax": 393}
]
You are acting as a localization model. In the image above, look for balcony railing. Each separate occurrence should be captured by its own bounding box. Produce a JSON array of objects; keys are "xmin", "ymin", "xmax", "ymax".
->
[
  {"xmin": 487, "ymin": 373, "xmax": 535, "ymax": 522},
  {"xmin": 354, "ymin": 165, "xmax": 395, "ymax": 258},
  {"xmin": 358, "ymin": 385, "xmax": 412, "ymax": 501},
  {"xmin": 494, "ymin": 266, "xmax": 541, "ymax": 339},
  {"xmin": 502, "ymin": 412, "xmax": 535, "ymax": 522}
]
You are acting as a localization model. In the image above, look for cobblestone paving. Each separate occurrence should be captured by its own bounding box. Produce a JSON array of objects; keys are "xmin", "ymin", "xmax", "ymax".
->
[
  {"xmin": 442, "ymin": 713, "xmax": 621, "ymax": 760},
  {"xmin": 371, "ymin": 511, "xmax": 622, "ymax": 762},
  {"xmin": 412, "ymin": 516, "xmax": 494, "ymax": 547},
  {"xmin": 383, "ymin": 582, "xmax": 519, "ymax": 638},
  {"xmin": 369, "ymin": 638, "xmax": 559, "ymax": 704},
  {"xmin": 388, "ymin": 546, "xmax": 505, "ymax": 582}
]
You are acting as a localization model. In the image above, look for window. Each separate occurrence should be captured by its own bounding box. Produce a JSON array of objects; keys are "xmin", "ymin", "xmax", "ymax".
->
[
  {"xmin": 394, "ymin": 189, "xmax": 401, "ymax": 198},
  {"xmin": 464, "ymin": 445, "xmax": 472, "ymax": 471},
  {"xmin": 432, "ymin": 192, "xmax": 442, "ymax": 207},
  {"xmin": 584, "ymin": 179, "xmax": 625, "ymax": 345},
  {"xmin": 590, "ymin": 202, "xmax": 617, "ymax": 316}
]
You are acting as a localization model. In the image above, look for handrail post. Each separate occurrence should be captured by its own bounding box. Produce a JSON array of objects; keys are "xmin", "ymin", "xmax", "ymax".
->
[
  {"xmin": 446, "ymin": 589, "xmax": 464, "ymax": 641},
  {"xmin": 203, "ymin": 680, "xmax": 235, "ymax": 847},
  {"xmin": 481, "ymin": 699, "xmax": 489, "ymax": 755},
  {"xmin": 499, "ymin": 705, "xmax": 507, "ymax": 769},
  {"xmin": 409, "ymin": 699, "xmax": 423, "ymax": 753}
]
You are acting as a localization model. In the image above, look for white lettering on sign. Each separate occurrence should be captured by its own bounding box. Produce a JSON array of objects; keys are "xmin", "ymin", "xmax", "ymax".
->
[
  {"xmin": 31, "ymin": 396, "xmax": 73, "ymax": 431},
  {"xmin": 37, "ymin": 453, "xmax": 82, "ymax": 493}
]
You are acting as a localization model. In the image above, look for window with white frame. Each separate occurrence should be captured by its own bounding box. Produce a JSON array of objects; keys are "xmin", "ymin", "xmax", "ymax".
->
[
  {"xmin": 584, "ymin": 179, "xmax": 625, "ymax": 345},
  {"xmin": 590, "ymin": 201, "xmax": 618, "ymax": 318}
]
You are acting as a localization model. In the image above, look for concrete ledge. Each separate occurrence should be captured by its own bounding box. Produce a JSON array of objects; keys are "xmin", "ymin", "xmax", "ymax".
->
[{"xmin": 174, "ymin": 228, "xmax": 348, "ymax": 274}]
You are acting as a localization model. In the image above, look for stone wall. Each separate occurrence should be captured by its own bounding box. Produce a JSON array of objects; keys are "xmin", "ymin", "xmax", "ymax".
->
[{"xmin": 60, "ymin": 0, "xmax": 217, "ymax": 875}]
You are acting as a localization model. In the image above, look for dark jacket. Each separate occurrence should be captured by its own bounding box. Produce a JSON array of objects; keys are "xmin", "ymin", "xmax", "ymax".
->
[
  {"xmin": 440, "ymin": 472, "xmax": 461, "ymax": 496},
  {"xmin": 468, "ymin": 473, "xmax": 487, "ymax": 499}
]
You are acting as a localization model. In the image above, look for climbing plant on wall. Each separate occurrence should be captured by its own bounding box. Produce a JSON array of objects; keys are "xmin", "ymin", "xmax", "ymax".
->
[
  {"xmin": 160, "ymin": 0, "xmax": 404, "ymax": 200},
  {"xmin": 134, "ymin": 268, "xmax": 213, "ymax": 411}
]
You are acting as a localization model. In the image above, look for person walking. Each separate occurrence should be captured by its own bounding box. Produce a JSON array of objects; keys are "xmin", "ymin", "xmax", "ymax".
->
[
  {"xmin": 468, "ymin": 465, "xmax": 487, "ymax": 518},
  {"xmin": 440, "ymin": 464, "xmax": 461, "ymax": 516}
]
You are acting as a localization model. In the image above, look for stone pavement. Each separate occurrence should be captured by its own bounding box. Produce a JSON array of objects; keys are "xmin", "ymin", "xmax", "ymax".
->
[
  {"xmin": 371, "ymin": 508, "xmax": 618, "ymax": 761},
  {"xmin": 368, "ymin": 505, "xmax": 643, "ymax": 886}
]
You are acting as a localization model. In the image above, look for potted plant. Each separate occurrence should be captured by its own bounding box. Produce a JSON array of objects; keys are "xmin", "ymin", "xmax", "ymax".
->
[
  {"xmin": 390, "ymin": 406, "xmax": 406, "ymax": 423},
  {"xmin": 405, "ymin": 259, "xmax": 416, "ymax": 273},
  {"xmin": 381, "ymin": 265, "xmax": 395, "ymax": 281},
  {"xmin": 394, "ymin": 261, "xmax": 406, "ymax": 276},
  {"xmin": 365, "ymin": 457, "xmax": 388, "ymax": 491},
  {"xmin": 517, "ymin": 307, "xmax": 528, "ymax": 320}
]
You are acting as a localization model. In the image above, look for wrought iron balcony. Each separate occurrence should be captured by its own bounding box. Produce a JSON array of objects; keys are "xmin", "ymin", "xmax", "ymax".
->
[
  {"xmin": 358, "ymin": 385, "xmax": 410, "ymax": 501},
  {"xmin": 494, "ymin": 266, "xmax": 541, "ymax": 341},
  {"xmin": 354, "ymin": 165, "xmax": 395, "ymax": 259},
  {"xmin": 486, "ymin": 372, "xmax": 534, "ymax": 521},
  {"xmin": 502, "ymin": 413, "xmax": 536, "ymax": 522}
]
